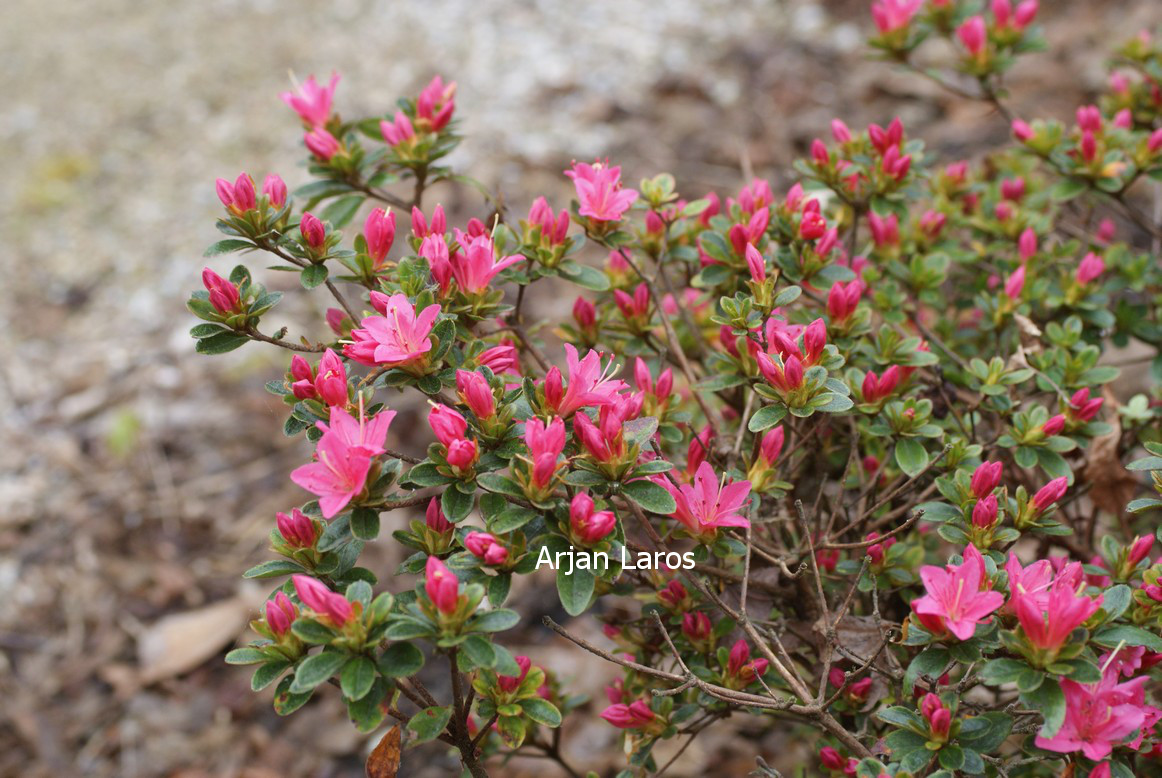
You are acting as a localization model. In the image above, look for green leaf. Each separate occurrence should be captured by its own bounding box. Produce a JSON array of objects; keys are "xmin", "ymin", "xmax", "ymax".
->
[
  {"xmin": 378, "ymin": 641, "xmax": 425, "ymax": 678},
  {"xmin": 938, "ymin": 745, "xmax": 964, "ymax": 771},
  {"xmin": 225, "ymin": 647, "xmax": 268, "ymax": 665},
  {"xmin": 903, "ymin": 646, "xmax": 949, "ymax": 693},
  {"xmin": 1093, "ymin": 624, "xmax": 1162, "ymax": 652},
  {"xmin": 441, "ymin": 486, "xmax": 475, "ymax": 522},
  {"xmin": 300, "ymin": 264, "xmax": 329, "ymax": 289},
  {"xmin": 556, "ymin": 566, "xmax": 595, "ymax": 616},
  {"xmin": 468, "ymin": 608, "xmax": 520, "ymax": 633},
  {"xmin": 244, "ymin": 560, "xmax": 304, "ymax": 581},
  {"xmin": 195, "ymin": 331, "xmax": 248, "ymax": 355},
  {"xmin": 459, "ymin": 634, "xmax": 496, "ymax": 670},
  {"xmin": 1050, "ymin": 178, "xmax": 1089, "ymax": 202},
  {"xmin": 978, "ymin": 658, "xmax": 1027, "ymax": 686},
  {"xmin": 748, "ymin": 405, "xmax": 787, "ymax": 433},
  {"xmin": 489, "ymin": 506, "xmax": 538, "ymax": 533},
  {"xmin": 321, "ymin": 194, "xmax": 364, "ymax": 228},
  {"xmin": 621, "ymin": 479, "xmax": 676, "ymax": 515},
  {"xmin": 558, "ymin": 261, "xmax": 611, "ymax": 291},
  {"xmin": 488, "ymin": 573, "xmax": 511, "ymax": 606},
  {"xmin": 1021, "ymin": 676, "xmax": 1065, "ymax": 737},
  {"xmin": 476, "ymin": 472, "xmax": 525, "ymax": 497},
  {"xmin": 894, "ymin": 438, "xmax": 928, "ymax": 477},
  {"xmin": 340, "ymin": 656, "xmax": 377, "ymax": 701},
  {"xmin": 519, "ymin": 697, "xmax": 563, "ymax": 727},
  {"xmin": 204, "ymin": 238, "xmax": 254, "ymax": 257},
  {"xmin": 251, "ymin": 661, "xmax": 289, "ymax": 691},
  {"xmin": 350, "ymin": 507, "xmax": 380, "ymax": 541},
  {"xmin": 407, "ymin": 705, "xmax": 453, "ymax": 744},
  {"xmin": 272, "ymin": 675, "xmax": 313, "ymax": 716},
  {"xmin": 290, "ymin": 650, "xmax": 348, "ymax": 693},
  {"xmin": 957, "ymin": 711, "xmax": 1012, "ymax": 752},
  {"xmin": 876, "ymin": 705, "xmax": 922, "ymax": 729}
]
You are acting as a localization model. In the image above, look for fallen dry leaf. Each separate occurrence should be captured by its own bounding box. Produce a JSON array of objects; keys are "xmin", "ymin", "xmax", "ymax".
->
[
  {"xmin": 366, "ymin": 725, "xmax": 402, "ymax": 778},
  {"xmin": 137, "ymin": 586, "xmax": 265, "ymax": 684}
]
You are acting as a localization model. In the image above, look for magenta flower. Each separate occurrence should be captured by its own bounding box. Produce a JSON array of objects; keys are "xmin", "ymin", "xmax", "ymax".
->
[
  {"xmin": 527, "ymin": 197, "xmax": 570, "ymax": 245},
  {"xmin": 300, "ymin": 212, "xmax": 326, "ymax": 250},
  {"xmin": 971, "ymin": 495, "xmax": 998, "ymax": 529},
  {"xmin": 682, "ymin": 611, "xmax": 711, "ymax": 642},
  {"xmin": 202, "ymin": 268, "xmax": 241, "ymax": 314},
  {"xmin": 289, "ymin": 428, "xmax": 373, "ymax": 519},
  {"xmin": 304, "ymin": 127, "xmax": 342, "ymax": 161},
  {"xmin": 425, "ymin": 556, "xmax": 460, "ymax": 614},
  {"xmin": 542, "ymin": 344, "xmax": 628, "ymax": 417},
  {"xmin": 343, "ymin": 293, "xmax": 441, "ymax": 368},
  {"xmin": 524, "ymin": 416, "xmax": 566, "ymax": 489},
  {"xmin": 318, "ymin": 403, "xmax": 394, "ymax": 457},
  {"xmin": 1035, "ymin": 663, "xmax": 1152, "ymax": 760},
  {"xmin": 726, "ymin": 640, "xmax": 769, "ymax": 686},
  {"xmin": 308, "ymin": 349, "xmax": 348, "ymax": 407},
  {"xmin": 1076, "ymin": 252, "xmax": 1105, "ymax": 285},
  {"xmin": 263, "ymin": 174, "xmax": 287, "ymax": 208},
  {"xmin": 380, "ymin": 111, "xmax": 416, "ymax": 147},
  {"xmin": 464, "ymin": 531, "xmax": 508, "ymax": 566},
  {"xmin": 415, "ymin": 76, "xmax": 456, "ymax": 132},
  {"xmin": 910, "ymin": 544, "xmax": 1005, "ymax": 640},
  {"xmin": 600, "ymin": 700, "xmax": 656, "ymax": 729},
  {"xmin": 1032, "ymin": 476, "xmax": 1069, "ymax": 512},
  {"xmin": 655, "ymin": 462, "xmax": 751, "ymax": 540},
  {"xmin": 429, "ymin": 404, "xmax": 468, "ymax": 448},
  {"xmin": 292, "ymin": 574, "xmax": 354, "ymax": 625},
  {"xmin": 497, "ymin": 656, "xmax": 532, "ymax": 693},
  {"xmin": 1068, "ymin": 388, "xmax": 1103, "ymax": 422},
  {"xmin": 570, "ymin": 492, "xmax": 617, "ymax": 544},
  {"xmin": 565, "ymin": 160, "xmax": 639, "ymax": 222},
  {"xmin": 363, "ymin": 208, "xmax": 396, "ymax": 269},
  {"xmin": 216, "ymin": 173, "xmax": 256, "ymax": 215},
  {"xmin": 425, "ymin": 497, "xmax": 453, "ymax": 534},
  {"xmin": 1013, "ymin": 571, "xmax": 1102, "ymax": 654},
  {"xmin": 871, "ymin": 0, "xmax": 923, "ymax": 34},
  {"xmin": 456, "ymin": 370, "xmax": 495, "ymax": 420},
  {"xmin": 280, "ymin": 73, "xmax": 339, "ymax": 127},
  {"xmin": 970, "ymin": 460, "xmax": 1003, "ymax": 498},
  {"xmin": 1004, "ymin": 265, "xmax": 1026, "ymax": 299},
  {"xmin": 276, "ymin": 508, "xmax": 317, "ymax": 549},
  {"xmin": 449, "ymin": 232, "xmax": 524, "ymax": 294},
  {"xmin": 265, "ymin": 592, "xmax": 298, "ymax": 637},
  {"xmin": 958, "ymin": 15, "xmax": 988, "ymax": 56},
  {"xmin": 827, "ymin": 280, "xmax": 861, "ymax": 322}
]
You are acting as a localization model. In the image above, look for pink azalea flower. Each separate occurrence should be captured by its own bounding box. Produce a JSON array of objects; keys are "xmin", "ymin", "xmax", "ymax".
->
[
  {"xmin": 1013, "ymin": 569, "xmax": 1102, "ymax": 653},
  {"xmin": 1003, "ymin": 553, "xmax": 1056, "ymax": 612},
  {"xmin": 280, "ymin": 73, "xmax": 339, "ymax": 127},
  {"xmin": 570, "ymin": 492, "xmax": 617, "ymax": 544},
  {"xmin": 317, "ymin": 403, "xmax": 394, "ymax": 457},
  {"xmin": 450, "ymin": 232, "xmax": 524, "ymax": 294},
  {"xmin": 525, "ymin": 417, "xmax": 566, "ymax": 488},
  {"xmin": 262, "ymin": 174, "xmax": 287, "ymax": 208},
  {"xmin": 202, "ymin": 268, "xmax": 241, "ymax": 314},
  {"xmin": 276, "ymin": 508, "xmax": 318, "ymax": 549},
  {"xmin": 216, "ymin": 173, "xmax": 256, "ymax": 215},
  {"xmin": 654, "ymin": 462, "xmax": 751, "ymax": 540},
  {"xmin": 415, "ymin": 76, "xmax": 456, "ymax": 132},
  {"xmin": 380, "ymin": 111, "xmax": 416, "ymax": 147},
  {"xmin": 289, "ymin": 428, "xmax": 375, "ymax": 519},
  {"xmin": 542, "ymin": 344, "xmax": 628, "ymax": 417},
  {"xmin": 910, "ymin": 544, "xmax": 1005, "ymax": 640},
  {"xmin": 1035, "ymin": 662, "xmax": 1154, "ymax": 760},
  {"xmin": 565, "ymin": 160, "xmax": 639, "ymax": 222},
  {"xmin": 343, "ymin": 293, "xmax": 441, "ymax": 368},
  {"xmin": 871, "ymin": 0, "xmax": 923, "ymax": 34}
]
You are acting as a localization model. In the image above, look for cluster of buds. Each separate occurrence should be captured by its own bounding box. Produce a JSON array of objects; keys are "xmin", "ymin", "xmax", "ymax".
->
[
  {"xmin": 656, "ymin": 579, "xmax": 692, "ymax": 611},
  {"xmin": 288, "ymin": 349, "xmax": 348, "ymax": 407},
  {"xmin": 257, "ymin": 591, "xmax": 301, "ymax": 650},
  {"xmin": 599, "ymin": 700, "xmax": 664, "ymax": 735},
  {"xmin": 613, "ymin": 282, "xmax": 652, "ymax": 332},
  {"xmin": 574, "ymin": 395, "xmax": 640, "ymax": 480},
  {"xmin": 633, "ymin": 358, "xmax": 673, "ymax": 418},
  {"xmin": 819, "ymin": 745, "xmax": 860, "ymax": 775},
  {"xmin": 865, "ymin": 531, "xmax": 897, "ymax": 568},
  {"xmin": 828, "ymin": 666, "xmax": 873, "ymax": 707},
  {"xmin": 429, "ymin": 405, "xmax": 479, "ymax": 474},
  {"xmin": 422, "ymin": 556, "xmax": 480, "ymax": 634},
  {"xmin": 919, "ymin": 693, "xmax": 953, "ymax": 743},
  {"xmin": 860, "ymin": 365, "xmax": 902, "ymax": 406},
  {"xmin": 464, "ymin": 531, "xmax": 510, "ymax": 567},
  {"xmin": 522, "ymin": 197, "xmax": 571, "ymax": 266},
  {"xmin": 216, "ymin": 172, "xmax": 288, "ymax": 222},
  {"xmin": 568, "ymin": 492, "xmax": 617, "ymax": 546},
  {"xmin": 275, "ymin": 508, "xmax": 320, "ymax": 554},
  {"xmin": 722, "ymin": 639, "xmax": 770, "ymax": 690}
]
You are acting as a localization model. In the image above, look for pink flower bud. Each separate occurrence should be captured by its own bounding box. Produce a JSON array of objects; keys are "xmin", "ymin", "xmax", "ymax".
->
[
  {"xmin": 303, "ymin": 128, "xmax": 341, "ymax": 161},
  {"xmin": 828, "ymin": 666, "xmax": 847, "ymax": 688},
  {"xmin": 1041, "ymin": 413, "xmax": 1066, "ymax": 437},
  {"xmin": 573, "ymin": 296, "xmax": 596, "ymax": 330},
  {"xmin": 429, "ymin": 405, "xmax": 469, "ymax": 447},
  {"xmin": 972, "ymin": 494, "xmax": 999, "ymax": 528},
  {"xmin": 1076, "ymin": 105, "xmax": 1103, "ymax": 132},
  {"xmin": 1150, "ymin": 128, "xmax": 1162, "ymax": 154},
  {"xmin": 570, "ymin": 492, "xmax": 617, "ymax": 544},
  {"xmin": 783, "ymin": 355, "xmax": 804, "ymax": 389},
  {"xmin": 1001, "ymin": 177, "xmax": 1025, "ymax": 202},
  {"xmin": 363, "ymin": 208, "xmax": 396, "ymax": 268},
  {"xmin": 497, "ymin": 655, "xmax": 532, "ymax": 692},
  {"xmin": 827, "ymin": 281, "xmax": 861, "ymax": 322},
  {"xmin": 819, "ymin": 746, "xmax": 845, "ymax": 770},
  {"xmin": 759, "ymin": 426, "xmax": 785, "ymax": 465},
  {"xmin": 971, "ymin": 461, "xmax": 1003, "ymax": 498},
  {"xmin": 799, "ymin": 211, "xmax": 827, "ymax": 240},
  {"xmin": 919, "ymin": 210, "xmax": 946, "ymax": 239},
  {"xmin": 811, "ymin": 138, "xmax": 830, "ymax": 165},
  {"xmin": 992, "ymin": 0, "xmax": 1012, "ymax": 27},
  {"xmin": 425, "ymin": 497, "xmax": 453, "ymax": 533},
  {"xmin": 1075, "ymin": 252, "xmax": 1104, "ymax": 285},
  {"xmin": 1032, "ymin": 476, "xmax": 1069, "ymax": 512},
  {"xmin": 265, "ymin": 592, "xmax": 297, "ymax": 637},
  {"xmin": 280, "ymin": 73, "xmax": 339, "ymax": 128},
  {"xmin": 313, "ymin": 349, "xmax": 347, "ymax": 406},
  {"xmin": 803, "ymin": 318, "xmax": 827, "ymax": 363},
  {"xmin": 681, "ymin": 611, "xmax": 711, "ymax": 641},
  {"xmin": 1014, "ymin": 0, "xmax": 1037, "ymax": 27},
  {"xmin": 542, "ymin": 366, "xmax": 564, "ymax": 411},
  {"xmin": 745, "ymin": 244, "xmax": 766, "ymax": 283},
  {"xmin": 849, "ymin": 676, "xmax": 873, "ymax": 700},
  {"xmin": 1096, "ymin": 218, "xmax": 1116, "ymax": 243},
  {"xmin": 293, "ymin": 574, "xmax": 354, "ymax": 625},
  {"xmin": 1113, "ymin": 108, "xmax": 1133, "ymax": 129},
  {"xmin": 262, "ymin": 174, "xmax": 287, "ymax": 209},
  {"xmin": 201, "ymin": 268, "xmax": 241, "ymax": 314},
  {"xmin": 1004, "ymin": 265, "xmax": 1026, "ymax": 299},
  {"xmin": 300, "ymin": 212, "xmax": 326, "ymax": 249},
  {"xmin": 958, "ymin": 16, "xmax": 987, "ymax": 56},
  {"xmin": 600, "ymin": 700, "xmax": 656, "ymax": 729},
  {"xmin": 277, "ymin": 508, "xmax": 318, "ymax": 548},
  {"xmin": 325, "ymin": 308, "xmax": 350, "ymax": 336},
  {"xmin": 456, "ymin": 370, "xmax": 495, "ymax": 420},
  {"xmin": 1012, "ymin": 119, "xmax": 1034, "ymax": 141},
  {"xmin": 1128, "ymin": 535, "xmax": 1155, "ymax": 566},
  {"xmin": 445, "ymin": 438, "xmax": 478, "ymax": 469},
  {"xmin": 657, "ymin": 580, "xmax": 688, "ymax": 609},
  {"xmin": 425, "ymin": 555, "xmax": 460, "ymax": 614},
  {"xmin": 831, "ymin": 119, "xmax": 852, "ymax": 143},
  {"xmin": 380, "ymin": 111, "xmax": 416, "ymax": 147},
  {"xmin": 1018, "ymin": 228, "xmax": 1037, "ymax": 262},
  {"xmin": 867, "ymin": 211, "xmax": 899, "ymax": 247},
  {"xmin": 464, "ymin": 531, "xmax": 508, "ymax": 566}
]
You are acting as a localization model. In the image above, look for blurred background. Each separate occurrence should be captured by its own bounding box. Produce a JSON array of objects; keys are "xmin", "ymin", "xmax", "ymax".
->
[{"xmin": 1, "ymin": 0, "xmax": 1157, "ymax": 775}]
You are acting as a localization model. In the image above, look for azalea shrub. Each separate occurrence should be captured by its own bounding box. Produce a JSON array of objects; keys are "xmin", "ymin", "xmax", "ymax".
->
[{"xmin": 194, "ymin": 6, "xmax": 1162, "ymax": 778}]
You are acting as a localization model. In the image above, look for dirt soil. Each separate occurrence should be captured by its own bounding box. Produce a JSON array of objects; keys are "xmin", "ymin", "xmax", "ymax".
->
[{"xmin": 1, "ymin": 0, "xmax": 1158, "ymax": 776}]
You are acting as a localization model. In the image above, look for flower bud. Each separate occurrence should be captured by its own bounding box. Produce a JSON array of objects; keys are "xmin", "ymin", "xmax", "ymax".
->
[
  {"xmin": 456, "ymin": 370, "xmax": 496, "ymax": 420},
  {"xmin": 304, "ymin": 128, "xmax": 341, "ymax": 161},
  {"xmin": 497, "ymin": 655, "xmax": 532, "ymax": 693},
  {"xmin": 265, "ymin": 592, "xmax": 298, "ymax": 638},
  {"xmin": 681, "ymin": 611, "xmax": 711, "ymax": 642},
  {"xmin": 363, "ymin": 207, "xmax": 396, "ymax": 269},
  {"xmin": 745, "ymin": 244, "xmax": 766, "ymax": 283},
  {"xmin": 1004, "ymin": 265, "xmax": 1026, "ymax": 299},
  {"xmin": 1018, "ymin": 228, "xmax": 1037, "ymax": 262},
  {"xmin": 799, "ymin": 211, "xmax": 827, "ymax": 240},
  {"xmin": 429, "ymin": 405, "xmax": 469, "ymax": 447},
  {"xmin": 426, "ymin": 497, "xmax": 453, "ymax": 534},
  {"xmin": 202, "ymin": 268, "xmax": 241, "ymax": 314},
  {"xmin": 277, "ymin": 508, "xmax": 318, "ymax": 548},
  {"xmin": 573, "ymin": 296, "xmax": 597, "ymax": 331},
  {"xmin": 425, "ymin": 555, "xmax": 460, "ymax": 614},
  {"xmin": 262, "ymin": 174, "xmax": 287, "ymax": 209},
  {"xmin": 292, "ymin": 574, "xmax": 354, "ymax": 625},
  {"xmin": 465, "ymin": 531, "xmax": 508, "ymax": 566},
  {"xmin": 970, "ymin": 460, "xmax": 1003, "ymax": 498},
  {"xmin": 570, "ymin": 492, "xmax": 617, "ymax": 544},
  {"xmin": 657, "ymin": 580, "xmax": 688, "ymax": 609},
  {"xmin": 1012, "ymin": 119, "xmax": 1034, "ymax": 141},
  {"xmin": 1032, "ymin": 476, "xmax": 1069, "ymax": 512},
  {"xmin": 300, "ymin": 212, "xmax": 326, "ymax": 249},
  {"xmin": 1075, "ymin": 252, "xmax": 1104, "ymax": 285},
  {"xmin": 831, "ymin": 119, "xmax": 852, "ymax": 143},
  {"xmin": 445, "ymin": 438, "xmax": 478, "ymax": 469},
  {"xmin": 958, "ymin": 16, "xmax": 987, "ymax": 56},
  {"xmin": 1128, "ymin": 535, "xmax": 1155, "ymax": 567},
  {"xmin": 972, "ymin": 494, "xmax": 999, "ymax": 528},
  {"xmin": 1041, "ymin": 413, "xmax": 1066, "ymax": 437}
]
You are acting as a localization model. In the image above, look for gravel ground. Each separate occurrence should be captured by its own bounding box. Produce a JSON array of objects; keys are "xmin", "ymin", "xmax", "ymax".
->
[{"xmin": 1, "ymin": 0, "xmax": 1159, "ymax": 776}]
